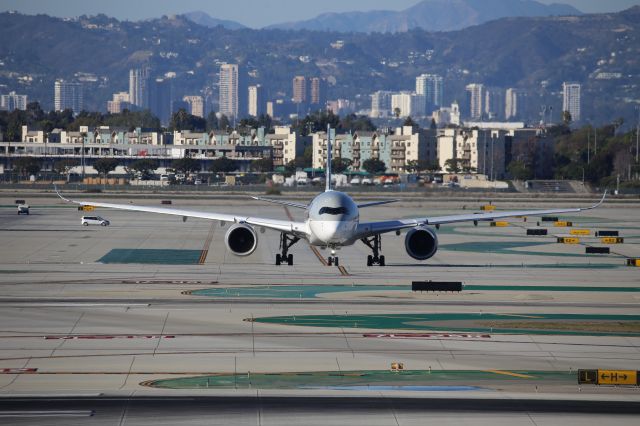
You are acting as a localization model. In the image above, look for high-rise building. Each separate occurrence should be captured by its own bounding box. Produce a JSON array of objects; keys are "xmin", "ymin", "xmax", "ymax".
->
[
  {"xmin": 562, "ymin": 82, "xmax": 581, "ymax": 122},
  {"xmin": 370, "ymin": 90, "xmax": 393, "ymax": 118},
  {"xmin": 183, "ymin": 95, "xmax": 205, "ymax": 118},
  {"xmin": 248, "ymin": 85, "xmax": 263, "ymax": 117},
  {"xmin": 54, "ymin": 79, "xmax": 83, "ymax": 113},
  {"xmin": 129, "ymin": 67, "xmax": 150, "ymax": 109},
  {"xmin": 219, "ymin": 63, "xmax": 239, "ymax": 118},
  {"xmin": 484, "ymin": 87, "xmax": 504, "ymax": 120},
  {"xmin": 107, "ymin": 92, "xmax": 131, "ymax": 114},
  {"xmin": 292, "ymin": 76, "xmax": 307, "ymax": 104},
  {"xmin": 416, "ymin": 74, "xmax": 444, "ymax": 111},
  {"xmin": 391, "ymin": 92, "xmax": 426, "ymax": 118},
  {"xmin": 0, "ymin": 91, "xmax": 28, "ymax": 111},
  {"xmin": 149, "ymin": 78, "xmax": 173, "ymax": 125},
  {"xmin": 505, "ymin": 88, "xmax": 520, "ymax": 120},
  {"xmin": 309, "ymin": 77, "xmax": 325, "ymax": 106},
  {"xmin": 465, "ymin": 83, "xmax": 485, "ymax": 120}
]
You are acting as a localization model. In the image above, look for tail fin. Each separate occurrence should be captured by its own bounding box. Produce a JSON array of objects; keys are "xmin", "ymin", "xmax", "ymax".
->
[{"xmin": 325, "ymin": 124, "xmax": 333, "ymax": 192}]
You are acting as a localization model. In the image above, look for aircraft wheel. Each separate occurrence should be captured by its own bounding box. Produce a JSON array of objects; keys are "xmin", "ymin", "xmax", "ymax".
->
[
  {"xmin": 275, "ymin": 254, "xmax": 281, "ymax": 265},
  {"xmin": 367, "ymin": 255, "xmax": 373, "ymax": 266},
  {"xmin": 379, "ymin": 255, "xmax": 385, "ymax": 266},
  {"xmin": 334, "ymin": 257, "xmax": 339, "ymax": 266},
  {"xmin": 287, "ymin": 254, "xmax": 293, "ymax": 266},
  {"xmin": 327, "ymin": 257, "xmax": 333, "ymax": 266}
]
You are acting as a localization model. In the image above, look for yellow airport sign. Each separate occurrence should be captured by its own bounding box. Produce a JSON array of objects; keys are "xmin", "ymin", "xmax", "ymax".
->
[
  {"xmin": 480, "ymin": 205, "xmax": 496, "ymax": 212},
  {"xmin": 597, "ymin": 370, "xmax": 637, "ymax": 386},
  {"xmin": 601, "ymin": 237, "xmax": 624, "ymax": 244},
  {"xmin": 554, "ymin": 221, "xmax": 573, "ymax": 227},
  {"xmin": 557, "ymin": 237, "xmax": 580, "ymax": 244},
  {"xmin": 81, "ymin": 205, "xmax": 95, "ymax": 212},
  {"xmin": 490, "ymin": 221, "xmax": 509, "ymax": 227},
  {"xmin": 570, "ymin": 229, "xmax": 591, "ymax": 236}
]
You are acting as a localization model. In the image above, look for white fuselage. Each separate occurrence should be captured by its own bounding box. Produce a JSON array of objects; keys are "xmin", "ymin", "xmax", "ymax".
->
[{"xmin": 305, "ymin": 190, "xmax": 359, "ymax": 246}]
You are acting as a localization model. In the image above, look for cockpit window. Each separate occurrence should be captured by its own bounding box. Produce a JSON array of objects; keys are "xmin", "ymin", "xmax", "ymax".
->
[{"xmin": 319, "ymin": 206, "xmax": 348, "ymax": 215}]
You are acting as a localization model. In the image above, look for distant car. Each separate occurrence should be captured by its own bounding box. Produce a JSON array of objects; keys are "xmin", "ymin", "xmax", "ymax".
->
[
  {"xmin": 17, "ymin": 204, "xmax": 30, "ymax": 215},
  {"xmin": 81, "ymin": 216, "xmax": 110, "ymax": 226}
]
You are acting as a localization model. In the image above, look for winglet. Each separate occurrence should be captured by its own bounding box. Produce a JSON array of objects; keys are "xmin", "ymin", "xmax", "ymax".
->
[
  {"xmin": 53, "ymin": 184, "xmax": 72, "ymax": 203},
  {"xmin": 586, "ymin": 190, "xmax": 607, "ymax": 210}
]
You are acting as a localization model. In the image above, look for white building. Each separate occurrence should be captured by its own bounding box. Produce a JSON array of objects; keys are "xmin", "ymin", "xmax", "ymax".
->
[
  {"xmin": 129, "ymin": 68, "xmax": 150, "ymax": 109},
  {"xmin": 465, "ymin": 83, "xmax": 485, "ymax": 120},
  {"xmin": 505, "ymin": 88, "xmax": 520, "ymax": 120},
  {"xmin": 1, "ymin": 91, "xmax": 28, "ymax": 111},
  {"xmin": 183, "ymin": 95, "xmax": 205, "ymax": 118},
  {"xmin": 248, "ymin": 85, "xmax": 263, "ymax": 117},
  {"xmin": 416, "ymin": 74, "xmax": 443, "ymax": 111},
  {"xmin": 391, "ymin": 92, "xmax": 426, "ymax": 118},
  {"xmin": 54, "ymin": 79, "xmax": 83, "ymax": 113},
  {"xmin": 370, "ymin": 90, "xmax": 393, "ymax": 118},
  {"xmin": 107, "ymin": 92, "xmax": 131, "ymax": 114},
  {"xmin": 219, "ymin": 63, "xmax": 239, "ymax": 118},
  {"xmin": 432, "ymin": 102, "xmax": 461, "ymax": 127},
  {"xmin": 437, "ymin": 127, "xmax": 506, "ymax": 179},
  {"xmin": 562, "ymin": 82, "xmax": 581, "ymax": 122}
]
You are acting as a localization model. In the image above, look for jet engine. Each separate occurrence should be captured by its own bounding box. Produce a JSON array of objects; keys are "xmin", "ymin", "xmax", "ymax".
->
[
  {"xmin": 404, "ymin": 226, "xmax": 438, "ymax": 260},
  {"xmin": 224, "ymin": 223, "xmax": 258, "ymax": 256}
]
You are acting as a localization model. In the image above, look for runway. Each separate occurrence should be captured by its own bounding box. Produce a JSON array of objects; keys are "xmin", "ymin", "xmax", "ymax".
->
[{"xmin": 0, "ymin": 191, "xmax": 639, "ymax": 423}]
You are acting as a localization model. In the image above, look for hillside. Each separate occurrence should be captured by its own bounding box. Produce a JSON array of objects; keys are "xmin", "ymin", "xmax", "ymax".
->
[{"xmin": 0, "ymin": 7, "xmax": 637, "ymax": 126}]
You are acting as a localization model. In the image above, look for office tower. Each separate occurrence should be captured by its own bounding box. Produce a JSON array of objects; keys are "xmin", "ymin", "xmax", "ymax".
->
[
  {"xmin": 465, "ymin": 83, "xmax": 485, "ymax": 120},
  {"xmin": 0, "ymin": 91, "xmax": 28, "ymax": 111},
  {"xmin": 505, "ymin": 88, "xmax": 519, "ymax": 120},
  {"xmin": 370, "ymin": 90, "xmax": 393, "ymax": 118},
  {"xmin": 248, "ymin": 85, "xmax": 263, "ymax": 117},
  {"xmin": 129, "ymin": 67, "xmax": 151, "ymax": 109},
  {"xmin": 416, "ymin": 74, "xmax": 444, "ymax": 111},
  {"xmin": 391, "ymin": 92, "xmax": 426, "ymax": 118},
  {"xmin": 309, "ymin": 77, "xmax": 325, "ymax": 106},
  {"xmin": 484, "ymin": 87, "xmax": 504, "ymax": 120},
  {"xmin": 219, "ymin": 63, "xmax": 239, "ymax": 118},
  {"xmin": 183, "ymin": 95, "xmax": 205, "ymax": 118},
  {"xmin": 149, "ymin": 78, "xmax": 172, "ymax": 125},
  {"xmin": 54, "ymin": 79, "xmax": 83, "ymax": 113},
  {"xmin": 292, "ymin": 76, "xmax": 307, "ymax": 104},
  {"xmin": 107, "ymin": 92, "xmax": 131, "ymax": 114},
  {"xmin": 562, "ymin": 82, "xmax": 581, "ymax": 122}
]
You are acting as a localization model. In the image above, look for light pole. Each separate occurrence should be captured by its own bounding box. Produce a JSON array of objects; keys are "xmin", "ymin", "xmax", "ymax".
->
[{"xmin": 635, "ymin": 106, "xmax": 639, "ymax": 164}]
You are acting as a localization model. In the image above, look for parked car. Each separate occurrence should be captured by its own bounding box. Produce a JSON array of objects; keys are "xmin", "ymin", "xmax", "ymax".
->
[{"xmin": 81, "ymin": 216, "xmax": 110, "ymax": 226}]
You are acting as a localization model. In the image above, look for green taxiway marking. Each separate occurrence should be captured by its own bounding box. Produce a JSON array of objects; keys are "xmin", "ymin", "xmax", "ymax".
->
[
  {"xmin": 441, "ymin": 241, "xmax": 606, "ymax": 258},
  {"xmin": 99, "ymin": 249, "xmax": 202, "ymax": 264},
  {"xmin": 252, "ymin": 313, "xmax": 640, "ymax": 336},
  {"xmin": 146, "ymin": 369, "xmax": 573, "ymax": 390},
  {"xmin": 189, "ymin": 284, "xmax": 640, "ymax": 299}
]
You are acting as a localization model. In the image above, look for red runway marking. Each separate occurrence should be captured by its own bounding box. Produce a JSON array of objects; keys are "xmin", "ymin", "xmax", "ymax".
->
[
  {"xmin": 44, "ymin": 335, "xmax": 175, "ymax": 340},
  {"xmin": 362, "ymin": 333, "xmax": 491, "ymax": 339}
]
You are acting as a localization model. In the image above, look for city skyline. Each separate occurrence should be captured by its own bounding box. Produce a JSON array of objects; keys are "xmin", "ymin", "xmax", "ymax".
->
[{"xmin": 1, "ymin": 0, "xmax": 638, "ymax": 28}]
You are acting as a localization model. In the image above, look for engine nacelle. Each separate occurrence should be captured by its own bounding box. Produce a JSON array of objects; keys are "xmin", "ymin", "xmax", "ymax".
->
[
  {"xmin": 224, "ymin": 223, "xmax": 258, "ymax": 256},
  {"xmin": 404, "ymin": 226, "xmax": 438, "ymax": 261}
]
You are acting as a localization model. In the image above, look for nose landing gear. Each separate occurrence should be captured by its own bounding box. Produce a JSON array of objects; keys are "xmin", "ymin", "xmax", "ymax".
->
[
  {"xmin": 275, "ymin": 233, "xmax": 300, "ymax": 266},
  {"xmin": 361, "ymin": 234, "xmax": 385, "ymax": 266},
  {"xmin": 327, "ymin": 248, "xmax": 339, "ymax": 267}
]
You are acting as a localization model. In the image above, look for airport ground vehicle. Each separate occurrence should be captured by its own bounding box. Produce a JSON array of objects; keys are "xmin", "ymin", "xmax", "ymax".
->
[
  {"xmin": 81, "ymin": 216, "xmax": 110, "ymax": 226},
  {"xmin": 17, "ymin": 204, "xmax": 29, "ymax": 215}
]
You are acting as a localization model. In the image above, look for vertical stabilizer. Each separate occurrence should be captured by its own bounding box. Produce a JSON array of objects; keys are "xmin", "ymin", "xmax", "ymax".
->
[{"xmin": 325, "ymin": 125, "xmax": 332, "ymax": 192}]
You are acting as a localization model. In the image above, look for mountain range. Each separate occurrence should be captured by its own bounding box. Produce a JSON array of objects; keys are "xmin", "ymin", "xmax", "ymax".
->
[
  {"xmin": 185, "ymin": 0, "xmax": 583, "ymax": 33},
  {"xmin": 0, "ymin": 6, "xmax": 638, "ymax": 126}
]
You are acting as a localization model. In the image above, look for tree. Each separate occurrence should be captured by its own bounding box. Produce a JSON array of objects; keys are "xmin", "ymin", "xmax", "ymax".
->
[
  {"xmin": 208, "ymin": 156, "xmax": 237, "ymax": 174},
  {"xmin": 128, "ymin": 159, "xmax": 158, "ymax": 180},
  {"xmin": 402, "ymin": 116, "xmax": 417, "ymax": 129},
  {"xmin": 362, "ymin": 158, "xmax": 387, "ymax": 175},
  {"xmin": 443, "ymin": 158, "xmax": 462, "ymax": 173},
  {"xmin": 393, "ymin": 107, "xmax": 401, "ymax": 119},
  {"xmin": 283, "ymin": 160, "xmax": 297, "ymax": 176},
  {"xmin": 172, "ymin": 157, "xmax": 200, "ymax": 175},
  {"xmin": 430, "ymin": 118, "xmax": 437, "ymax": 130},
  {"xmin": 93, "ymin": 158, "xmax": 119, "ymax": 179},
  {"xmin": 251, "ymin": 157, "xmax": 273, "ymax": 173},
  {"xmin": 294, "ymin": 145, "xmax": 313, "ymax": 169},
  {"xmin": 331, "ymin": 157, "xmax": 352, "ymax": 174},
  {"xmin": 562, "ymin": 110, "xmax": 572, "ymax": 126},
  {"xmin": 13, "ymin": 157, "xmax": 41, "ymax": 179},
  {"xmin": 53, "ymin": 159, "xmax": 79, "ymax": 182},
  {"xmin": 169, "ymin": 109, "xmax": 206, "ymax": 131}
]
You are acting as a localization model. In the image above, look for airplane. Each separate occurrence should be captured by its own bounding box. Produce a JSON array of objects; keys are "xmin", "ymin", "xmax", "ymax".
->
[{"xmin": 55, "ymin": 126, "xmax": 607, "ymax": 267}]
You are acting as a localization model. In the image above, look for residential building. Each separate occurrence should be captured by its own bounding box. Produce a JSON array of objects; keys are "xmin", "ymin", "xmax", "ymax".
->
[
  {"xmin": 432, "ymin": 102, "xmax": 461, "ymax": 127},
  {"xmin": 183, "ymin": 95, "xmax": 205, "ymax": 118},
  {"xmin": 309, "ymin": 77, "xmax": 325, "ymax": 107},
  {"xmin": 437, "ymin": 127, "xmax": 507, "ymax": 179},
  {"xmin": 292, "ymin": 76, "xmax": 307, "ymax": 104},
  {"xmin": 247, "ymin": 85, "xmax": 263, "ymax": 117},
  {"xmin": 416, "ymin": 73, "xmax": 443, "ymax": 112},
  {"xmin": 505, "ymin": 88, "xmax": 520, "ymax": 120},
  {"xmin": 1, "ymin": 91, "xmax": 28, "ymax": 111},
  {"xmin": 149, "ymin": 78, "xmax": 173, "ymax": 125},
  {"xmin": 391, "ymin": 92, "xmax": 425, "ymax": 118},
  {"xmin": 370, "ymin": 91, "xmax": 393, "ymax": 118},
  {"xmin": 219, "ymin": 64, "xmax": 239, "ymax": 119},
  {"xmin": 562, "ymin": 82, "xmax": 581, "ymax": 122},
  {"xmin": 54, "ymin": 79, "xmax": 83, "ymax": 113},
  {"xmin": 129, "ymin": 67, "xmax": 150, "ymax": 109},
  {"xmin": 484, "ymin": 87, "xmax": 504, "ymax": 120},
  {"xmin": 107, "ymin": 92, "xmax": 131, "ymax": 114},
  {"xmin": 465, "ymin": 83, "xmax": 485, "ymax": 120}
]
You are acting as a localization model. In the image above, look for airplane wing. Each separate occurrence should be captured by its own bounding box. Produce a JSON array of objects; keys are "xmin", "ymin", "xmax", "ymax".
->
[
  {"xmin": 55, "ymin": 187, "xmax": 308, "ymax": 237},
  {"xmin": 357, "ymin": 200, "xmax": 397, "ymax": 208},
  {"xmin": 250, "ymin": 196, "xmax": 308, "ymax": 209},
  {"xmin": 355, "ymin": 192, "xmax": 607, "ymax": 239}
]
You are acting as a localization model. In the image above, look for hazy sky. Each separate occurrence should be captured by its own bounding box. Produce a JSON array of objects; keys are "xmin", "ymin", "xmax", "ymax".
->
[{"xmin": 1, "ymin": 0, "xmax": 638, "ymax": 28}]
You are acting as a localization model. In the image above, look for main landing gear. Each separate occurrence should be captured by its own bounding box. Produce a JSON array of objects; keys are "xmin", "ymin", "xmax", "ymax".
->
[
  {"xmin": 275, "ymin": 233, "xmax": 300, "ymax": 266},
  {"xmin": 361, "ymin": 234, "xmax": 385, "ymax": 266}
]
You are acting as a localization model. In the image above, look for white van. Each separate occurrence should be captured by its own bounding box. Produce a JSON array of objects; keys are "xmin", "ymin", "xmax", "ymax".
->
[{"xmin": 81, "ymin": 216, "xmax": 110, "ymax": 226}]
